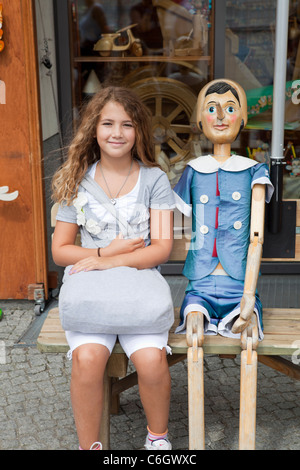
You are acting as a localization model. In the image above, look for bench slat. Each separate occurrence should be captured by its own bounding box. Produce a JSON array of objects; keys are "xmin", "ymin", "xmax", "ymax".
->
[
  {"xmin": 263, "ymin": 308, "xmax": 300, "ymax": 320},
  {"xmin": 37, "ymin": 307, "xmax": 300, "ymax": 357}
]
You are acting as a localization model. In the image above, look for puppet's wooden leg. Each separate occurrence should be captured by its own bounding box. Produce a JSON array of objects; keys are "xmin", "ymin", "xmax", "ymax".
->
[
  {"xmin": 239, "ymin": 313, "xmax": 258, "ymax": 450},
  {"xmin": 186, "ymin": 311, "xmax": 205, "ymax": 450}
]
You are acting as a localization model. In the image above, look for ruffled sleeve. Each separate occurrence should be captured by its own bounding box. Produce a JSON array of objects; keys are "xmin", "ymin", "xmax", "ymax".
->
[
  {"xmin": 56, "ymin": 201, "xmax": 78, "ymax": 224},
  {"xmin": 150, "ymin": 171, "xmax": 175, "ymax": 209},
  {"xmin": 251, "ymin": 163, "xmax": 274, "ymax": 203},
  {"xmin": 173, "ymin": 165, "xmax": 194, "ymax": 217}
]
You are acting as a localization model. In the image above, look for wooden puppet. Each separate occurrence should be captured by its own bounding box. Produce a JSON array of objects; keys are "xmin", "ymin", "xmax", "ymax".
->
[
  {"xmin": 173, "ymin": 78, "xmax": 274, "ymax": 450},
  {"xmin": 174, "ymin": 79, "xmax": 274, "ymax": 339}
]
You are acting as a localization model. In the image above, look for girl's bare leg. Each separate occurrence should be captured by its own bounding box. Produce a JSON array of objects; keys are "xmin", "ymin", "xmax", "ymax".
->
[
  {"xmin": 131, "ymin": 347, "xmax": 171, "ymax": 433},
  {"xmin": 70, "ymin": 343, "xmax": 110, "ymax": 449}
]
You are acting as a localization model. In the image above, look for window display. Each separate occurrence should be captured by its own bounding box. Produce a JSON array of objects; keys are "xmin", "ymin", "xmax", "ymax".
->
[
  {"xmin": 224, "ymin": 0, "xmax": 300, "ymax": 200},
  {"xmin": 69, "ymin": 0, "xmax": 214, "ymax": 187},
  {"xmin": 67, "ymin": 0, "xmax": 299, "ymax": 263}
]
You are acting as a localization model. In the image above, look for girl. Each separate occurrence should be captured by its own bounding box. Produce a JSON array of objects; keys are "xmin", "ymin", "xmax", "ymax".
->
[{"xmin": 52, "ymin": 86, "xmax": 175, "ymax": 450}]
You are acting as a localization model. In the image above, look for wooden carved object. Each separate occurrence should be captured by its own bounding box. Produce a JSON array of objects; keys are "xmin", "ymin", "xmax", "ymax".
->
[
  {"xmin": 94, "ymin": 24, "xmax": 143, "ymax": 57},
  {"xmin": 153, "ymin": 0, "xmax": 208, "ymax": 56}
]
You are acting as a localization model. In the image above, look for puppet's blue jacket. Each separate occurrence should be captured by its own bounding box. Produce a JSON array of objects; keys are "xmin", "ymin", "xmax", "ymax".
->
[{"xmin": 173, "ymin": 155, "xmax": 274, "ymax": 281}]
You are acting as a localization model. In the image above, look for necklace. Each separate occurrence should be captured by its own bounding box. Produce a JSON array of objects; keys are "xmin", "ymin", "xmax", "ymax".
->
[{"xmin": 99, "ymin": 160, "xmax": 134, "ymax": 205}]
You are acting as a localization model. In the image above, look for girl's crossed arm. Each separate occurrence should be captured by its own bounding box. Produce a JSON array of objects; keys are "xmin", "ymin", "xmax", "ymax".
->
[
  {"xmin": 52, "ymin": 209, "xmax": 173, "ymax": 272},
  {"xmin": 52, "ymin": 222, "xmax": 145, "ymax": 267}
]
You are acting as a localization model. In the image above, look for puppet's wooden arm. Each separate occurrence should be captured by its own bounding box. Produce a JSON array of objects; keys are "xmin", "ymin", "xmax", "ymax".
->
[{"xmin": 232, "ymin": 184, "xmax": 265, "ymax": 334}]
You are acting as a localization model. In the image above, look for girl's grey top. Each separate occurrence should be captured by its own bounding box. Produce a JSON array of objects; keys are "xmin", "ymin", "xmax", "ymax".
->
[{"xmin": 56, "ymin": 162, "xmax": 175, "ymax": 249}]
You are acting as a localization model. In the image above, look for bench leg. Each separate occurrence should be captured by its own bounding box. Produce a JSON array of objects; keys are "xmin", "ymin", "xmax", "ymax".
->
[
  {"xmin": 186, "ymin": 312, "xmax": 205, "ymax": 450},
  {"xmin": 239, "ymin": 314, "xmax": 258, "ymax": 450},
  {"xmin": 99, "ymin": 367, "xmax": 111, "ymax": 450}
]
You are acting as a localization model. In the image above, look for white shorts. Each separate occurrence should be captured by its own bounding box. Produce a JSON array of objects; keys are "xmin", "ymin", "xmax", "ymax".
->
[{"xmin": 65, "ymin": 330, "xmax": 171, "ymax": 359}]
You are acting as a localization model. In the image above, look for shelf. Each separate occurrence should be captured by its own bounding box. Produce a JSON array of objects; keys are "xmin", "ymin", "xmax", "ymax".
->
[
  {"xmin": 245, "ymin": 121, "xmax": 300, "ymax": 131},
  {"xmin": 74, "ymin": 55, "xmax": 211, "ymax": 63}
]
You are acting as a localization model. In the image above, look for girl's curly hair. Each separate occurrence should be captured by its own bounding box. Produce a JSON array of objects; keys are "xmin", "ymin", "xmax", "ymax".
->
[{"xmin": 52, "ymin": 86, "xmax": 158, "ymax": 204}]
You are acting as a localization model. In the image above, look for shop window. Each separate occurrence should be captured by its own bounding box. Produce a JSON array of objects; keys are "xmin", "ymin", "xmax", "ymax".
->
[
  {"xmin": 69, "ymin": 0, "xmax": 214, "ymax": 187},
  {"xmin": 224, "ymin": 0, "xmax": 300, "ymax": 200}
]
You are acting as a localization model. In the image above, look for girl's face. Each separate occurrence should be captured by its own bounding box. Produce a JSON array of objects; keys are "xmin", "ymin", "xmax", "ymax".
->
[{"xmin": 95, "ymin": 101, "xmax": 136, "ymax": 162}]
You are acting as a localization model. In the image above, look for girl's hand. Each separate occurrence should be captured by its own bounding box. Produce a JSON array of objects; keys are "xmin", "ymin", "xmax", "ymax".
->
[
  {"xmin": 68, "ymin": 235, "xmax": 145, "ymax": 274},
  {"xmin": 69, "ymin": 256, "xmax": 116, "ymax": 274},
  {"xmin": 102, "ymin": 234, "xmax": 145, "ymax": 256}
]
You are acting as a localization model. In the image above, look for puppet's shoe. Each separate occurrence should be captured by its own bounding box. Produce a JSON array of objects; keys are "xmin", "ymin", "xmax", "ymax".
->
[{"xmin": 144, "ymin": 437, "xmax": 172, "ymax": 450}]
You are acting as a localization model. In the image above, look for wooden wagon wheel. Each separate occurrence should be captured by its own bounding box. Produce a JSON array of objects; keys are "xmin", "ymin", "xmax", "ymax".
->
[
  {"xmin": 130, "ymin": 77, "xmax": 198, "ymax": 185},
  {"xmin": 123, "ymin": 61, "xmax": 205, "ymax": 87}
]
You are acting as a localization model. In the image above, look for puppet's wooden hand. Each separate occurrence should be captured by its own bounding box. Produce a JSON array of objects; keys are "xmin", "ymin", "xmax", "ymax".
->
[{"xmin": 231, "ymin": 293, "xmax": 255, "ymax": 334}]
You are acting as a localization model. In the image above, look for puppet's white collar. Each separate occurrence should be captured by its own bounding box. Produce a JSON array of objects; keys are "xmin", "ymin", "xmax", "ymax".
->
[{"xmin": 188, "ymin": 155, "xmax": 258, "ymax": 173}]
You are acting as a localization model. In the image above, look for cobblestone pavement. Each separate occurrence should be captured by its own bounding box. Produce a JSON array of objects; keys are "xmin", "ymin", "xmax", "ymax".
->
[{"xmin": 0, "ymin": 301, "xmax": 299, "ymax": 451}]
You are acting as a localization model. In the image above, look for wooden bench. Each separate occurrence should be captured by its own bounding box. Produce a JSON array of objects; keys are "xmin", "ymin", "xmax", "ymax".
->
[
  {"xmin": 39, "ymin": 203, "xmax": 300, "ymax": 450},
  {"xmin": 37, "ymin": 304, "xmax": 300, "ymax": 449}
]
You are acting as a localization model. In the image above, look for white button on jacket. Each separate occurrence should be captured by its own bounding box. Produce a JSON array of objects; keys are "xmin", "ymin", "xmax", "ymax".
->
[
  {"xmin": 200, "ymin": 225, "xmax": 209, "ymax": 234},
  {"xmin": 200, "ymin": 194, "xmax": 209, "ymax": 204},
  {"xmin": 233, "ymin": 221, "xmax": 242, "ymax": 230},
  {"xmin": 232, "ymin": 191, "xmax": 241, "ymax": 201}
]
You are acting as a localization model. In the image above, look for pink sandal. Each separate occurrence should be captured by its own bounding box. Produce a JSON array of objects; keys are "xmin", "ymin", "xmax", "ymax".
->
[{"xmin": 79, "ymin": 441, "xmax": 102, "ymax": 450}]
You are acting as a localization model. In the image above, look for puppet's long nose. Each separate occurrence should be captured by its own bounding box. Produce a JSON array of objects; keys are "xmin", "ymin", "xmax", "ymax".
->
[{"xmin": 216, "ymin": 103, "xmax": 224, "ymax": 121}]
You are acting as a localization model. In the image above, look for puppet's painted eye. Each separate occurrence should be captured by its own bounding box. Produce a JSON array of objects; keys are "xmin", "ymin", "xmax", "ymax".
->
[
  {"xmin": 226, "ymin": 106, "xmax": 235, "ymax": 114},
  {"xmin": 208, "ymin": 106, "xmax": 216, "ymax": 114}
]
